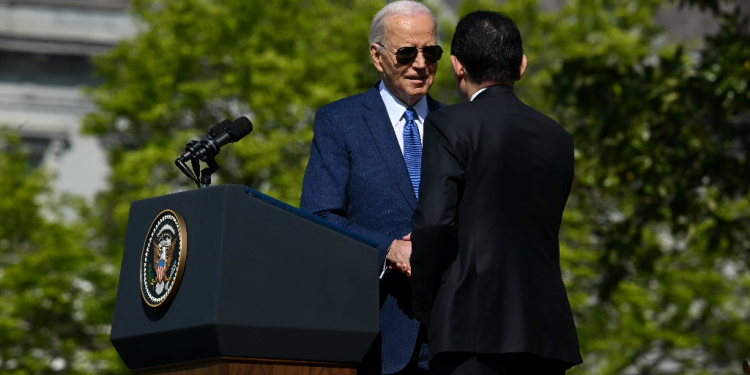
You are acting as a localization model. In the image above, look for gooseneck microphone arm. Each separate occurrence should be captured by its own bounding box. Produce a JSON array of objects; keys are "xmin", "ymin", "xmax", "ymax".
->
[
  {"xmin": 175, "ymin": 157, "xmax": 198, "ymax": 186},
  {"xmin": 174, "ymin": 117, "xmax": 254, "ymax": 188}
]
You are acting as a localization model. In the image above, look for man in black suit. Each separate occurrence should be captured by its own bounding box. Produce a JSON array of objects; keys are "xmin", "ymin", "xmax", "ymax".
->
[{"xmin": 409, "ymin": 11, "xmax": 583, "ymax": 375}]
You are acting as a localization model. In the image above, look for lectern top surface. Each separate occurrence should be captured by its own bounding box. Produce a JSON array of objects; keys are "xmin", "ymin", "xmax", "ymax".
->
[{"xmin": 245, "ymin": 186, "xmax": 377, "ymax": 248}]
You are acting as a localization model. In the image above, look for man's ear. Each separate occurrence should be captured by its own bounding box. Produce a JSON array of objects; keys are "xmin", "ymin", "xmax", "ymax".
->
[
  {"xmin": 370, "ymin": 43, "xmax": 385, "ymax": 74},
  {"xmin": 518, "ymin": 54, "xmax": 527, "ymax": 81},
  {"xmin": 451, "ymin": 55, "xmax": 465, "ymax": 81},
  {"xmin": 451, "ymin": 55, "xmax": 471, "ymax": 102}
]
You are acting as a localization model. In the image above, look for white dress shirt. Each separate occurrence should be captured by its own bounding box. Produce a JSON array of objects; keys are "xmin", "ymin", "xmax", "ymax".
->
[
  {"xmin": 378, "ymin": 81, "xmax": 430, "ymax": 279},
  {"xmin": 471, "ymin": 87, "xmax": 488, "ymax": 101},
  {"xmin": 379, "ymin": 81, "xmax": 429, "ymax": 153}
]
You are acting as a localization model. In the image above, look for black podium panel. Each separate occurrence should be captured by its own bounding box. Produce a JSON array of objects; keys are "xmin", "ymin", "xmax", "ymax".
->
[{"xmin": 111, "ymin": 185, "xmax": 379, "ymax": 369}]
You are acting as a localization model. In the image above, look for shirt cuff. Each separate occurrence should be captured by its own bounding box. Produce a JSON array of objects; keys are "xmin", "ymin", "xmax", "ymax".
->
[{"xmin": 379, "ymin": 239, "xmax": 398, "ymax": 279}]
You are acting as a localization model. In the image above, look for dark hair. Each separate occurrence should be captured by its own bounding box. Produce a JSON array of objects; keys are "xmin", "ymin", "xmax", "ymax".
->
[{"xmin": 450, "ymin": 11, "xmax": 523, "ymax": 84}]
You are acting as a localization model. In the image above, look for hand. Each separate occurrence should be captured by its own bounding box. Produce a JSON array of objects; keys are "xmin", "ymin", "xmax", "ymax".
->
[
  {"xmin": 386, "ymin": 237, "xmax": 412, "ymax": 277},
  {"xmin": 400, "ymin": 233, "xmax": 412, "ymax": 277},
  {"xmin": 386, "ymin": 234, "xmax": 413, "ymax": 277}
]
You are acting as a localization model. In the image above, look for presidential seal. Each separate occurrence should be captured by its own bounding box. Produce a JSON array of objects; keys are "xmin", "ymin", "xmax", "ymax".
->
[{"xmin": 140, "ymin": 209, "xmax": 187, "ymax": 307}]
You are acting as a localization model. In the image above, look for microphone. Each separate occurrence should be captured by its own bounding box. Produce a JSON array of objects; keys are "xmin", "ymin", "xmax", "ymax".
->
[
  {"xmin": 178, "ymin": 117, "xmax": 253, "ymax": 162},
  {"xmin": 192, "ymin": 116, "xmax": 253, "ymax": 161},
  {"xmin": 179, "ymin": 119, "xmax": 231, "ymax": 162},
  {"xmin": 175, "ymin": 117, "xmax": 254, "ymax": 188},
  {"xmin": 207, "ymin": 118, "xmax": 232, "ymax": 138}
]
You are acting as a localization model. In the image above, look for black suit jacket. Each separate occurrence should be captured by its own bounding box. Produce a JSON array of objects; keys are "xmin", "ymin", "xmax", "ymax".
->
[{"xmin": 410, "ymin": 85, "xmax": 582, "ymax": 366}]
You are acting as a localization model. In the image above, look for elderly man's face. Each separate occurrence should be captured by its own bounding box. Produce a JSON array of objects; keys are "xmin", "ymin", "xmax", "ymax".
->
[{"xmin": 370, "ymin": 13, "xmax": 438, "ymax": 107}]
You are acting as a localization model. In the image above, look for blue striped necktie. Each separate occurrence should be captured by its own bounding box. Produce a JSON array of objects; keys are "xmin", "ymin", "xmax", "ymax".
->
[{"xmin": 403, "ymin": 107, "xmax": 422, "ymax": 199}]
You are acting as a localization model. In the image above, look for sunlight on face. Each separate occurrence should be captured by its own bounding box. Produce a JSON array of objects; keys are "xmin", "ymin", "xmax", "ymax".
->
[{"xmin": 371, "ymin": 13, "xmax": 438, "ymax": 106}]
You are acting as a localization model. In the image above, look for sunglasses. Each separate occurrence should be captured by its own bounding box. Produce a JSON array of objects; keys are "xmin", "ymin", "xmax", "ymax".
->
[{"xmin": 377, "ymin": 43, "xmax": 444, "ymax": 64}]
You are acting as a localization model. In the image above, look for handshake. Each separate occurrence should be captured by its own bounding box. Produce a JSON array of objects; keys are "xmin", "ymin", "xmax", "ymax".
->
[{"xmin": 386, "ymin": 233, "xmax": 413, "ymax": 278}]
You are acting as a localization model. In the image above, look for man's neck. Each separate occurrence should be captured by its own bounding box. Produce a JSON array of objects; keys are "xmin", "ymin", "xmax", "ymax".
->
[
  {"xmin": 379, "ymin": 81, "xmax": 429, "ymax": 127},
  {"xmin": 465, "ymin": 81, "xmax": 512, "ymax": 101}
]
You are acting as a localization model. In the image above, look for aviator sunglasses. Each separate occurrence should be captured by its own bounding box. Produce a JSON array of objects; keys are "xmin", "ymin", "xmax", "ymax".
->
[{"xmin": 377, "ymin": 42, "xmax": 444, "ymax": 65}]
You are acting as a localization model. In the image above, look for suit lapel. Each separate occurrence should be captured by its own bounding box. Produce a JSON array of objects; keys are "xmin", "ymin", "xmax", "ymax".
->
[{"xmin": 361, "ymin": 84, "xmax": 418, "ymax": 210}]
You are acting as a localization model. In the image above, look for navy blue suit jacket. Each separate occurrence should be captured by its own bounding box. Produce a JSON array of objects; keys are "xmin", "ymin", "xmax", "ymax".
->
[{"xmin": 301, "ymin": 82, "xmax": 443, "ymax": 374}]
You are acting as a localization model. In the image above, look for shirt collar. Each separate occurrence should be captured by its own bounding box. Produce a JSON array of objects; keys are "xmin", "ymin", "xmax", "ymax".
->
[
  {"xmin": 470, "ymin": 87, "xmax": 488, "ymax": 101},
  {"xmin": 379, "ymin": 81, "xmax": 429, "ymax": 127}
]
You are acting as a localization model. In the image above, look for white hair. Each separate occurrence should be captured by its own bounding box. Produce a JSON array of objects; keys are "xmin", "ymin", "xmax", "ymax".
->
[{"xmin": 368, "ymin": 1, "xmax": 438, "ymax": 45}]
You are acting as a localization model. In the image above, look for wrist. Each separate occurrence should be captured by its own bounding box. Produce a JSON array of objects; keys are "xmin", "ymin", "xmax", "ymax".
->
[{"xmin": 387, "ymin": 239, "xmax": 398, "ymax": 254}]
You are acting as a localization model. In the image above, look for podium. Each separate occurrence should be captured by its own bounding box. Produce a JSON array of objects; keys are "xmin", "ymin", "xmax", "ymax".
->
[{"xmin": 111, "ymin": 185, "xmax": 380, "ymax": 374}]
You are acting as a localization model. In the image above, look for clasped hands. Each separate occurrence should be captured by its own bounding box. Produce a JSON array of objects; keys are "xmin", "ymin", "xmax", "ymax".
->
[{"xmin": 386, "ymin": 233, "xmax": 412, "ymax": 278}]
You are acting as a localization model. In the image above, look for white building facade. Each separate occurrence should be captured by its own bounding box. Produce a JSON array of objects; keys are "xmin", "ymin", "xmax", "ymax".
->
[{"xmin": 0, "ymin": 0, "xmax": 136, "ymax": 199}]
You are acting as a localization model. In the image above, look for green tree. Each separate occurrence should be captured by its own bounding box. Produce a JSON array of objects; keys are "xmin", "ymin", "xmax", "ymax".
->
[
  {"xmin": 430, "ymin": 0, "xmax": 665, "ymax": 113},
  {"xmin": 83, "ymin": 0, "xmax": 384, "ymax": 285},
  {"xmin": 85, "ymin": 0, "xmax": 384, "ymax": 204},
  {"xmin": 0, "ymin": 131, "xmax": 122, "ymax": 374},
  {"xmin": 78, "ymin": 0, "xmax": 384, "ymax": 371},
  {"xmin": 74, "ymin": 0, "xmax": 749, "ymax": 373},
  {"xmin": 550, "ymin": 5, "xmax": 750, "ymax": 375},
  {"xmin": 429, "ymin": 1, "xmax": 750, "ymax": 373}
]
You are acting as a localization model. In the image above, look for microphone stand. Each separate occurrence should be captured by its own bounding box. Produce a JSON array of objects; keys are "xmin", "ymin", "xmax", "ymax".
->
[
  {"xmin": 175, "ymin": 138, "xmax": 223, "ymax": 188},
  {"xmin": 199, "ymin": 157, "xmax": 220, "ymax": 188},
  {"xmin": 174, "ymin": 156, "xmax": 221, "ymax": 189}
]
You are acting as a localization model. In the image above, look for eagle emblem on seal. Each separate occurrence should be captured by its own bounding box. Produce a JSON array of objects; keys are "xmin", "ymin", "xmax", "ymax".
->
[
  {"xmin": 151, "ymin": 237, "xmax": 176, "ymax": 285},
  {"xmin": 140, "ymin": 209, "xmax": 187, "ymax": 307}
]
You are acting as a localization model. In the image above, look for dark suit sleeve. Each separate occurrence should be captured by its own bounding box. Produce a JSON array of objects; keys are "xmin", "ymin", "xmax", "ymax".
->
[
  {"xmin": 300, "ymin": 108, "xmax": 396, "ymax": 270},
  {"xmin": 410, "ymin": 110, "xmax": 465, "ymax": 325}
]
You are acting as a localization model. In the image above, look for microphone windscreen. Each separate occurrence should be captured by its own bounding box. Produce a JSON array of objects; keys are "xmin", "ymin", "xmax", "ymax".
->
[
  {"xmin": 208, "ymin": 119, "xmax": 232, "ymax": 138},
  {"xmin": 228, "ymin": 116, "xmax": 253, "ymax": 141}
]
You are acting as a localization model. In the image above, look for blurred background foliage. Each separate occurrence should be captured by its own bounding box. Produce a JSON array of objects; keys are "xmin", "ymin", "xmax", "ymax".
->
[
  {"xmin": 0, "ymin": 0, "xmax": 747, "ymax": 373},
  {"xmin": 0, "ymin": 131, "xmax": 121, "ymax": 374}
]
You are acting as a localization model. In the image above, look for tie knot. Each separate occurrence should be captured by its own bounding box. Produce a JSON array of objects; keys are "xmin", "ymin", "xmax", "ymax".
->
[{"xmin": 404, "ymin": 107, "xmax": 416, "ymax": 122}]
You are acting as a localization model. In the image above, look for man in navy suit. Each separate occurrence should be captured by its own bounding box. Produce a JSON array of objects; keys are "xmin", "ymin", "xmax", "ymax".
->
[{"xmin": 300, "ymin": 1, "xmax": 443, "ymax": 374}]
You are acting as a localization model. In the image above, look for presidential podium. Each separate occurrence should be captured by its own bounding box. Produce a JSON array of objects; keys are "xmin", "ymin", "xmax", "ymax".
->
[{"xmin": 110, "ymin": 184, "xmax": 380, "ymax": 374}]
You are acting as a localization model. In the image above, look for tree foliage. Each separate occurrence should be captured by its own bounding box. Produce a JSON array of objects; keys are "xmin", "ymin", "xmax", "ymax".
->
[
  {"xmin": 82, "ymin": 0, "xmax": 385, "ymax": 286},
  {"xmin": 552, "ymin": 7, "xmax": 750, "ymax": 374},
  {"xmin": 430, "ymin": 1, "xmax": 750, "ymax": 373},
  {"xmin": 85, "ymin": 0, "xmax": 383, "ymax": 203},
  {"xmin": 0, "ymin": 131, "xmax": 121, "ymax": 374},
  {"xmin": 1, "ymin": 0, "xmax": 747, "ymax": 373}
]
